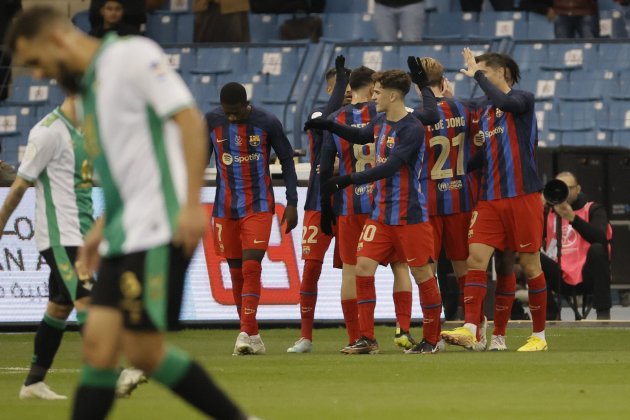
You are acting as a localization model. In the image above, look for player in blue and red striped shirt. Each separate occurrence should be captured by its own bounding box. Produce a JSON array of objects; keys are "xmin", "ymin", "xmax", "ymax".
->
[
  {"xmin": 287, "ymin": 56, "xmax": 350, "ymax": 354},
  {"xmin": 441, "ymin": 49, "xmax": 548, "ymax": 352},
  {"xmin": 206, "ymin": 82, "xmax": 298, "ymax": 355},
  {"xmin": 310, "ymin": 70, "xmax": 443, "ymax": 355}
]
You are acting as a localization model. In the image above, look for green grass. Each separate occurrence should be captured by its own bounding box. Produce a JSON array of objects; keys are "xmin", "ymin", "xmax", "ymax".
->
[{"xmin": 2, "ymin": 327, "xmax": 630, "ymax": 419}]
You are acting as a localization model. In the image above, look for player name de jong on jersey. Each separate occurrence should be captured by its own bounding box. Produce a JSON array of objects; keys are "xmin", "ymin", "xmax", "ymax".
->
[
  {"xmin": 325, "ymin": 102, "xmax": 379, "ymax": 216},
  {"xmin": 206, "ymin": 106, "xmax": 298, "ymax": 219},
  {"xmin": 420, "ymin": 97, "xmax": 479, "ymax": 216},
  {"xmin": 371, "ymin": 113, "xmax": 428, "ymax": 225},
  {"xmin": 476, "ymin": 87, "xmax": 542, "ymax": 201}
]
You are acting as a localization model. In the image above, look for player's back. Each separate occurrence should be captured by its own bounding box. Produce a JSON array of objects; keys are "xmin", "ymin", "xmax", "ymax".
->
[
  {"xmin": 420, "ymin": 97, "xmax": 479, "ymax": 216},
  {"xmin": 328, "ymin": 101, "xmax": 379, "ymax": 216},
  {"xmin": 476, "ymin": 88, "xmax": 541, "ymax": 200},
  {"xmin": 206, "ymin": 105, "xmax": 281, "ymax": 218}
]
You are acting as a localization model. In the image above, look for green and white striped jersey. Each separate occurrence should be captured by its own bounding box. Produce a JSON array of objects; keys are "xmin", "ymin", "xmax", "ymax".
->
[
  {"xmin": 18, "ymin": 107, "xmax": 94, "ymax": 251},
  {"xmin": 80, "ymin": 34, "xmax": 195, "ymax": 257}
]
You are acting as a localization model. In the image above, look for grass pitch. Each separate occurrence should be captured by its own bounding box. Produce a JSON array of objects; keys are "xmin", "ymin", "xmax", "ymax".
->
[{"xmin": 1, "ymin": 326, "xmax": 630, "ymax": 419}]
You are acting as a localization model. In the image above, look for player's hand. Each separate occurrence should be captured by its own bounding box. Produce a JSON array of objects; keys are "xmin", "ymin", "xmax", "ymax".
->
[
  {"xmin": 320, "ymin": 199, "xmax": 336, "ymax": 236},
  {"xmin": 321, "ymin": 175, "xmax": 352, "ymax": 197},
  {"xmin": 173, "ymin": 203, "xmax": 207, "ymax": 257},
  {"xmin": 281, "ymin": 204, "xmax": 298, "ymax": 234},
  {"xmin": 304, "ymin": 117, "xmax": 332, "ymax": 132},
  {"xmin": 460, "ymin": 47, "xmax": 480, "ymax": 78},
  {"xmin": 335, "ymin": 55, "xmax": 346, "ymax": 73},
  {"xmin": 78, "ymin": 219, "xmax": 104, "ymax": 273},
  {"xmin": 553, "ymin": 202, "xmax": 576, "ymax": 222},
  {"xmin": 407, "ymin": 56, "xmax": 430, "ymax": 89}
]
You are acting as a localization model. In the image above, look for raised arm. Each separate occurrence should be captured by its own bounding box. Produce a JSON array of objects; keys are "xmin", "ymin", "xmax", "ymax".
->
[
  {"xmin": 304, "ymin": 117, "xmax": 375, "ymax": 145},
  {"xmin": 474, "ymin": 72, "xmax": 532, "ymax": 114},
  {"xmin": 321, "ymin": 55, "xmax": 349, "ymax": 118},
  {"xmin": 412, "ymin": 87, "xmax": 440, "ymax": 125}
]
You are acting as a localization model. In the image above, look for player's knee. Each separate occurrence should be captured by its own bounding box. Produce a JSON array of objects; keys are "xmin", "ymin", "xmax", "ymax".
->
[
  {"xmin": 355, "ymin": 260, "xmax": 376, "ymax": 277},
  {"xmin": 81, "ymin": 334, "xmax": 116, "ymax": 368},
  {"xmin": 410, "ymin": 265, "xmax": 433, "ymax": 283},
  {"xmin": 466, "ymin": 254, "xmax": 487, "ymax": 270},
  {"xmin": 126, "ymin": 348, "xmax": 163, "ymax": 374},
  {"xmin": 46, "ymin": 302, "xmax": 73, "ymax": 320},
  {"xmin": 521, "ymin": 258, "xmax": 542, "ymax": 279}
]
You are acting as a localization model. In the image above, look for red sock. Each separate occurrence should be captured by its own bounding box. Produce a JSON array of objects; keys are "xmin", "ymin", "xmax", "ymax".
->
[
  {"xmin": 457, "ymin": 275, "xmax": 466, "ymax": 309},
  {"xmin": 356, "ymin": 275, "xmax": 376, "ymax": 340},
  {"xmin": 393, "ymin": 291, "xmax": 412, "ymax": 332},
  {"xmin": 419, "ymin": 277, "xmax": 442, "ymax": 345},
  {"xmin": 493, "ymin": 273, "xmax": 516, "ymax": 336},
  {"xmin": 341, "ymin": 299, "xmax": 360, "ymax": 344},
  {"xmin": 229, "ymin": 268, "xmax": 244, "ymax": 318},
  {"xmin": 241, "ymin": 260, "xmax": 261, "ymax": 335},
  {"xmin": 527, "ymin": 273, "xmax": 547, "ymax": 333},
  {"xmin": 300, "ymin": 260, "xmax": 322, "ymax": 341},
  {"xmin": 464, "ymin": 269, "xmax": 487, "ymax": 327}
]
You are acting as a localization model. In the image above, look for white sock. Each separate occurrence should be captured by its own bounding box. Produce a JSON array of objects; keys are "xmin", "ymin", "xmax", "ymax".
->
[
  {"xmin": 532, "ymin": 331, "xmax": 545, "ymax": 341},
  {"xmin": 464, "ymin": 323, "xmax": 477, "ymax": 337}
]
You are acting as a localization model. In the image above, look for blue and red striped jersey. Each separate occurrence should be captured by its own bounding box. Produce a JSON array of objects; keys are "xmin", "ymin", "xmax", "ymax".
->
[
  {"xmin": 322, "ymin": 102, "xmax": 379, "ymax": 216},
  {"xmin": 474, "ymin": 73, "xmax": 542, "ymax": 201},
  {"xmin": 205, "ymin": 106, "xmax": 298, "ymax": 218},
  {"xmin": 369, "ymin": 113, "xmax": 428, "ymax": 225},
  {"xmin": 419, "ymin": 97, "xmax": 480, "ymax": 216}
]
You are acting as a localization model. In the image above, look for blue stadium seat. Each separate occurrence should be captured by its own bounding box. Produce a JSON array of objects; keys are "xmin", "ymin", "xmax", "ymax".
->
[
  {"xmin": 189, "ymin": 74, "xmax": 219, "ymax": 113},
  {"xmin": 611, "ymin": 71, "xmax": 630, "ymax": 99},
  {"xmin": 323, "ymin": 13, "xmax": 378, "ymax": 41},
  {"xmin": 146, "ymin": 12, "xmax": 177, "ymax": 44},
  {"xmin": 511, "ymin": 42, "xmax": 548, "ymax": 72},
  {"xmin": 609, "ymin": 129, "xmax": 630, "ymax": 147},
  {"xmin": 442, "ymin": 43, "xmax": 488, "ymax": 72},
  {"xmin": 446, "ymin": 72, "xmax": 477, "ymax": 99},
  {"xmin": 399, "ymin": 44, "xmax": 447, "ymax": 64},
  {"xmin": 541, "ymin": 44, "xmax": 597, "ymax": 71},
  {"xmin": 425, "ymin": 13, "xmax": 478, "ymax": 39},
  {"xmin": 595, "ymin": 43, "xmax": 630, "ymax": 71},
  {"xmin": 175, "ymin": 13, "xmax": 194, "ymax": 43},
  {"xmin": 164, "ymin": 47, "xmax": 195, "ymax": 78},
  {"xmin": 519, "ymin": 70, "xmax": 564, "ymax": 100},
  {"xmin": 549, "ymin": 100, "xmax": 607, "ymax": 131},
  {"xmin": 72, "ymin": 10, "xmax": 91, "ymax": 33},
  {"xmin": 535, "ymin": 101, "xmax": 559, "ymax": 146},
  {"xmin": 559, "ymin": 69, "xmax": 617, "ymax": 100},
  {"xmin": 191, "ymin": 47, "xmax": 247, "ymax": 75},
  {"xmin": 605, "ymin": 99, "xmax": 630, "ymax": 129},
  {"xmin": 248, "ymin": 46, "xmax": 303, "ymax": 76},
  {"xmin": 324, "ymin": 0, "xmax": 369, "ymax": 13},
  {"xmin": 48, "ymin": 82, "xmax": 65, "ymax": 107},
  {"xmin": 249, "ymin": 14, "xmax": 280, "ymax": 42},
  {"xmin": 161, "ymin": 0, "xmax": 191, "ymax": 11},
  {"xmin": 476, "ymin": 12, "xmax": 527, "ymax": 40},
  {"xmin": 5, "ymin": 83, "xmax": 50, "ymax": 106},
  {"xmin": 346, "ymin": 45, "xmax": 400, "ymax": 72},
  {"xmin": 526, "ymin": 13, "xmax": 554, "ymax": 40},
  {"xmin": 552, "ymin": 129, "xmax": 611, "ymax": 146},
  {"xmin": 599, "ymin": 10, "xmax": 629, "ymax": 38}
]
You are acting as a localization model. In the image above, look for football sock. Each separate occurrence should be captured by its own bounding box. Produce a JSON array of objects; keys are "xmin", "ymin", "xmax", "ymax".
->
[
  {"xmin": 493, "ymin": 273, "xmax": 516, "ymax": 336},
  {"xmin": 229, "ymin": 268, "xmax": 244, "ymax": 318},
  {"xmin": 340, "ymin": 299, "xmax": 360, "ymax": 343},
  {"xmin": 527, "ymin": 273, "xmax": 547, "ymax": 334},
  {"xmin": 464, "ymin": 269, "xmax": 488, "ymax": 331},
  {"xmin": 152, "ymin": 347, "xmax": 245, "ymax": 420},
  {"xmin": 392, "ymin": 291, "xmax": 412, "ymax": 332},
  {"xmin": 419, "ymin": 278, "xmax": 442, "ymax": 345},
  {"xmin": 241, "ymin": 260, "xmax": 261, "ymax": 336},
  {"xmin": 356, "ymin": 275, "xmax": 376, "ymax": 341},
  {"xmin": 25, "ymin": 313, "xmax": 66, "ymax": 386},
  {"xmin": 457, "ymin": 275, "xmax": 466, "ymax": 309},
  {"xmin": 71, "ymin": 365, "xmax": 118, "ymax": 420},
  {"xmin": 300, "ymin": 260, "xmax": 322, "ymax": 341}
]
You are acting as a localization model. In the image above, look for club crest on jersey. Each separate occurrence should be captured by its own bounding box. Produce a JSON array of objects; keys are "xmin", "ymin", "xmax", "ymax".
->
[
  {"xmin": 234, "ymin": 135, "xmax": 243, "ymax": 146},
  {"xmin": 386, "ymin": 136, "xmax": 395, "ymax": 148},
  {"xmin": 495, "ymin": 108, "xmax": 504, "ymax": 118},
  {"xmin": 222, "ymin": 152, "xmax": 233, "ymax": 165},
  {"xmin": 357, "ymin": 242, "xmax": 363, "ymax": 251},
  {"xmin": 249, "ymin": 135, "xmax": 261, "ymax": 147},
  {"xmin": 303, "ymin": 246, "xmax": 311, "ymax": 255}
]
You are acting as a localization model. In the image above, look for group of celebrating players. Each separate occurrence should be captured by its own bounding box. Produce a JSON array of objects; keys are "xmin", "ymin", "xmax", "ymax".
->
[{"xmin": 211, "ymin": 48, "xmax": 549, "ymax": 356}]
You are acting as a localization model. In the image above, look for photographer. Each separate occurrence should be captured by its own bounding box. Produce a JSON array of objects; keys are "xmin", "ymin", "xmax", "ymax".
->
[{"xmin": 542, "ymin": 171, "xmax": 612, "ymax": 320}]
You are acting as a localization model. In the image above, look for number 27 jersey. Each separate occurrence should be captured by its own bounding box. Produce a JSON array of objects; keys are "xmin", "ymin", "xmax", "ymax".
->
[
  {"xmin": 323, "ymin": 101, "xmax": 379, "ymax": 216},
  {"xmin": 420, "ymin": 98, "xmax": 479, "ymax": 216}
]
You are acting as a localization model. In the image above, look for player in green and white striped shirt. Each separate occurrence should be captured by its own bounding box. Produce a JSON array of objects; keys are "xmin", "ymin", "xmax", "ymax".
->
[
  {"xmin": 7, "ymin": 6, "xmax": 251, "ymax": 420},
  {"xmin": 0, "ymin": 97, "xmax": 93, "ymax": 400}
]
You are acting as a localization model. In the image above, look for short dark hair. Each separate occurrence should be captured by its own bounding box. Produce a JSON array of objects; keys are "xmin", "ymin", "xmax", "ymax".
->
[
  {"xmin": 4, "ymin": 6, "xmax": 69, "ymax": 54},
  {"xmin": 475, "ymin": 52, "xmax": 521, "ymax": 85},
  {"xmin": 220, "ymin": 82, "xmax": 247, "ymax": 105},
  {"xmin": 325, "ymin": 68, "xmax": 336, "ymax": 81},
  {"xmin": 372, "ymin": 70, "xmax": 411, "ymax": 96},
  {"xmin": 349, "ymin": 66, "xmax": 375, "ymax": 91}
]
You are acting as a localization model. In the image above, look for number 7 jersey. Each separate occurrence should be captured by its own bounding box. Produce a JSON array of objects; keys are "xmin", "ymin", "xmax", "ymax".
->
[{"xmin": 419, "ymin": 97, "xmax": 480, "ymax": 216}]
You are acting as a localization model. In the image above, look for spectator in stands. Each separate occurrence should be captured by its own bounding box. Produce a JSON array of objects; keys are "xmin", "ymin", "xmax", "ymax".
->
[
  {"xmin": 552, "ymin": 0, "xmax": 599, "ymax": 38},
  {"xmin": 373, "ymin": 0, "xmax": 426, "ymax": 42},
  {"xmin": 194, "ymin": 0, "xmax": 251, "ymax": 42},
  {"xmin": 0, "ymin": 0, "xmax": 22, "ymax": 100},
  {"xmin": 615, "ymin": 0, "xmax": 630, "ymax": 36},
  {"xmin": 89, "ymin": 0, "xmax": 159, "ymax": 33},
  {"xmin": 89, "ymin": 0, "xmax": 141, "ymax": 38},
  {"xmin": 541, "ymin": 171, "xmax": 612, "ymax": 320},
  {"xmin": 517, "ymin": 0, "xmax": 555, "ymax": 20}
]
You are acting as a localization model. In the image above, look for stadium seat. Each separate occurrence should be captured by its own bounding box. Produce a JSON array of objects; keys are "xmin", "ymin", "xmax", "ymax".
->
[
  {"xmin": 535, "ymin": 101, "xmax": 559, "ymax": 146},
  {"xmin": 164, "ymin": 46, "xmax": 195, "ymax": 78},
  {"xmin": 596, "ymin": 43, "xmax": 630, "ymax": 71},
  {"xmin": 425, "ymin": 13, "xmax": 478, "ymax": 39},
  {"xmin": 0, "ymin": 131, "xmax": 21, "ymax": 166},
  {"xmin": 324, "ymin": 0, "xmax": 369, "ymax": 13},
  {"xmin": 519, "ymin": 70, "xmax": 565, "ymax": 100},
  {"xmin": 599, "ymin": 10, "xmax": 629, "ymax": 38},
  {"xmin": 160, "ymin": 0, "xmax": 191, "ymax": 11},
  {"xmin": 71, "ymin": 10, "xmax": 91, "ymax": 33},
  {"xmin": 323, "ymin": 13, "xmax": 377, "ymax": 41},
  {"xmin": 552, "ymin": 129, "xmax": 611, "ymax": 146},
  {"xmin": 248, "ymin": 46, "xmax": 303, "ymax": 77},
  {"xmin": 605, "ymin": 99, "xmax": 630, "ymax": 129},
  {"xmin": 609, "ymin": 129, "xmax": 630, "ymax": 147},
  {"xmin": 541, "ymin": 44, "xmax": 597, "ymax": 71},
  {"xmin": 511, "ymin": 42, "xmax": 548, "ymax": 72},
  {"xmin": 526, "ymin": 12, "xmax": 554, "ymax": 40},
  {"xmin": 175, "ymin": 13, "xmax": 194, "ymax": 43},
  {"xmin": 146, "ymin": 12, "xmax": 177, "ymax": 44},
  {"xmin": 559, "ymin": 69, "xmax": 617, "ymax": 100},
  {"xmin": 476, "ymin": 11, "xmax": 527, "ymax": 40},
  {"xmin": 189, "ymin": 74, "xmax": 219, "ymax": 113},
  {"xmin": 248, "ymin": 14, "xmax": 280, "ymax": 43},
  {"xmin": 612, "ymin": 71, "xmax": 630, "ymax": 99},
  {"xmin": 549, "ymin": 100, "xmax": 607, "ymax": 131},
  {"xmin": 191, "ymin": 47, "xmax": 247, "ymax": 75},
  {"xmin": 346, "ymin": 45, "xmax": 400, "ymax": 72},
  {"xmin": 5, "ymin": 83, "xmax": 50, "ymax": 106}
]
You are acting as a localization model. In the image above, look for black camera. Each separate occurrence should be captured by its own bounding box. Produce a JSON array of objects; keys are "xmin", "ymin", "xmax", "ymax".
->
[{"xmin": 543, "ymin": 179, "xmax": 569, "ymax": 205}]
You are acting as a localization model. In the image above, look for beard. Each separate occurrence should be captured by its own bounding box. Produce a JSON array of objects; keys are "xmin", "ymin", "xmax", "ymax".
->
[{"xmin": 56, "ymin": 62, "xmax": 84, "ymax": 94}]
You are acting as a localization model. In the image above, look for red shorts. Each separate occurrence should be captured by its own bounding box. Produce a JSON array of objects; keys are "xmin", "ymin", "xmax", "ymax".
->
[
  {"xmin": 337, "ymin": 214, "xmax": 369, "ymax": 265},
  {"xmin": 301, "ymin": 210, "xmax": 341, "ymax": 268},
  {"xmin": 356, "ymin": 220, "xmax": 434, "ymax": 267},
  {"xmin": 212, "ymin": 212, "xmax": 273, "ymax": 259},
  {"xmin": 430, "ymin": 212, "xmax": 472, "ymax": 261},
  {"xmin": 468, "ymin": 192, "xmax": 543, "ymax": 253}
]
